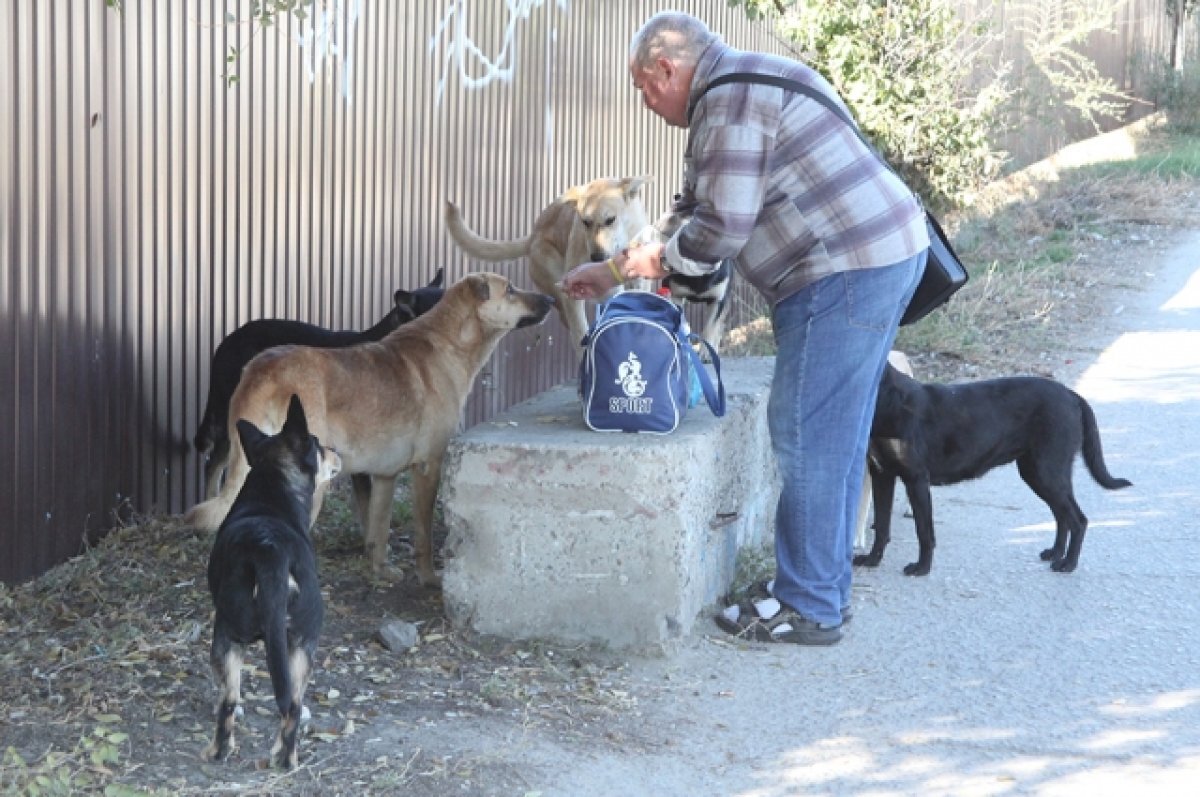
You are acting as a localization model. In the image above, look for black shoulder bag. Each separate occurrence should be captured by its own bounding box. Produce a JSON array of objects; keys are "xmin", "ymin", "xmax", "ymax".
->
[{"xmin": 690, "ymin": 72, "xmax": 968, "ymax": 325}]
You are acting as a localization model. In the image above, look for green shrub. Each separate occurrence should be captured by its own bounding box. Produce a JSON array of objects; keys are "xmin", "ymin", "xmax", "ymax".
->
[
  {"xmin": 1145, "ymin": 60, "xmax": 1200, "ymax": 134},
  {"xmin": 732, "ymin": 0, "xmax": 1009, "ymax": 211},
  {"xmin": 730, "ymin": 1, "xmax": 1134, "ymax": 211}
]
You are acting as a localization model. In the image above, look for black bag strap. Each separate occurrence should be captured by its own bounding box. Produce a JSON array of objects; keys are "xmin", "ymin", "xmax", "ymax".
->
[
  {"xmin": 688, "ymin": 72, "xmax": 907, "ymax": 192},
  {"xmin": 692, "ymin": 72, "xmax": 968, "ymax": 327}
]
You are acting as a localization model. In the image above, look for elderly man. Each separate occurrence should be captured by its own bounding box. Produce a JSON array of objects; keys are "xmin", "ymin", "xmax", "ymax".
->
[{"xmin": 563, "ymin": 11, "xmax": 928, "ymax": 645}]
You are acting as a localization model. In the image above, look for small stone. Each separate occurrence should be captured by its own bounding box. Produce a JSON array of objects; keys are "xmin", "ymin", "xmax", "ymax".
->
[{"xmin": 378, "ymin": 620, "xmax": 420, "ymax": 653}]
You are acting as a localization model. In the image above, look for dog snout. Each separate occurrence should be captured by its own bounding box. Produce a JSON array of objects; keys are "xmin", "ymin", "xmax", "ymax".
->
[
  {"xmin": 516, "ymin": 294, "xmax": 556, "ymax": 329},
  {"xmin": 532, "ymin": 292, "xmax": 556, "ymax": 317},
  {"xmin": 589, "ymin": 251, "xmax": 608, "ymax": 262}
]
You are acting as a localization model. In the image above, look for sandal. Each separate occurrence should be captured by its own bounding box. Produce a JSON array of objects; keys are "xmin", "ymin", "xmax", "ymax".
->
[
  {"xmin": 715, "ymin": 597, "xmax": 844, "ymax": 646},
  {"xmin": 737, "ymin": 578, "xmax": 854, "ymax": 625}
]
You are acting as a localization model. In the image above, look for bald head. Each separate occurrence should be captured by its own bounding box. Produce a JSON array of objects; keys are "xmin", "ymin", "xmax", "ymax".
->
[{"xmin": 629, "ymin": 12, "xmax": 717, "ymax": 72}]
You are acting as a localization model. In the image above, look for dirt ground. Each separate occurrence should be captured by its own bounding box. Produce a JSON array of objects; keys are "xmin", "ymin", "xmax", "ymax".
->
[{"xmin": 2, "ymin": 130, "xmax": 1199, "ymax": 796}]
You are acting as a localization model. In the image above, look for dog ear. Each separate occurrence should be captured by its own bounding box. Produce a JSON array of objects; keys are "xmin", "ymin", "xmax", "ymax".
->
[
  {"xmin": 465, "ymin": 273, "xmax": 491, "ymax": 301},
  {"xmin": 283, "ymin": 394, "xmax": 310, "ymax": 438},
  {"xmin": 621, "ymin": 175, "xmax": 653, "ymax": 199},
  {"xmin": 392, "ymin": 290, "xmax": 419, "ymax": 321},
  {"xmin": 236, "ymin": 419, "xmax": 267, "ymax": 464},
  {"xmin": 559, "ymin": 184, "xmax": 586, "ymax": 208},
  {"xmin": 427, "ymin": 267, "xmax": 445, "ymax": 288}
]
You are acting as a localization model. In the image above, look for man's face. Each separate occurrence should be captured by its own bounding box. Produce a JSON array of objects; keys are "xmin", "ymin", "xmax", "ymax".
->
[{"xmin": 630, "ymin": 57, "xmax": 691, "ymax": 128}]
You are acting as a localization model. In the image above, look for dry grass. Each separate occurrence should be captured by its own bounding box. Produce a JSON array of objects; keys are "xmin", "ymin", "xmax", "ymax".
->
[
  {"xmin": 903, "ymin": 130, "xmax": 1200, "ymax": 382},
  {"xmin": 0, "ymin": 485, "xmax": 644, "ymax": 796}
]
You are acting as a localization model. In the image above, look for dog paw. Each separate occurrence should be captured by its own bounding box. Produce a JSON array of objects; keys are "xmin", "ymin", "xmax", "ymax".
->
[
  {"xmin": 1039, "ymin": 547, "xmax": 1062, "ymax": 562},
  {"xmin": 273, "ymin": 752, "xmax": 299, "ymax": 770},
  {"xmin": 852, "ymin": 554, "xmax": 881, "ymax": 568},
  {"xmin": 1050, "ymin": 558, "xmax": 1077, "ymax": 573},
  {"xmin": 270, "ymin": 744, "xmax": 299, "ymax": 771},
  {"xmin": 369, "ymin": 563, "xmax": 407, "ymax": 584},
  {"xmin": 202, "ymin": 739, "xmax": 233, "ymax": 763},
  {"xmin": 902, "ymin": 562, "xmax": 931, "ymax": 577}
]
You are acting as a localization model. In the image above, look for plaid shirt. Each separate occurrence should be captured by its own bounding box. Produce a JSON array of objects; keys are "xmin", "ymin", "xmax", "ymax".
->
[{"xmin": 663, "ymin": 42, "xmax": 929, "ymax": 306}]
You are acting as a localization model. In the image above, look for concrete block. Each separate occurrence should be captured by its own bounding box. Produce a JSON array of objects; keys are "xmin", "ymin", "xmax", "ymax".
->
[{"xmin": 440, "ymin": 357, "xmax": 779, "ymax": 650}]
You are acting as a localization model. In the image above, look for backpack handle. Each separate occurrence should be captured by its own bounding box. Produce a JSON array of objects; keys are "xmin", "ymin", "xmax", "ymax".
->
[{"xmin": 681, "ymin": 332, "xmax": 726, "ymax": 417}]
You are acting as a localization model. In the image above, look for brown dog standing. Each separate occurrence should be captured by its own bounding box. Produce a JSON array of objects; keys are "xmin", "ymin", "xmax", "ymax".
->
[
  {"xmin": 194, "ymin": 270, "xmax": 445, "ymax": 499},
  {"xmin": 445, "ymin": 176, "xmax": 651, "ymax": 351},
  {"xmin": 185, "ymin": 273, "xmax": 553, "ymax": 586}
]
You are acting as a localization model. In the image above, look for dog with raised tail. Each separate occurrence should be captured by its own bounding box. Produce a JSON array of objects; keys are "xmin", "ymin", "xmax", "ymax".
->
[
  {"xmin": 202, "ymin": 394, "xmax": 341, "ymax": 770},
  {"xmin": 445, "ymin": 176, "xmax": 651, "ymax": 352}
]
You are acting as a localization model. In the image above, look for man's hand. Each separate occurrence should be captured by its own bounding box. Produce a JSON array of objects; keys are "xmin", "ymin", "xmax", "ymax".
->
[
  {"xmin": 623, "ymin": 242, "xmax": 668, "ymax": 281},
  {"xmin": 560, "ymin": 260, "xmax": 619, "ymax": 300},
  {"xmin": 560, "ymin": 243, "xmax": 670, "ymax": 300}
]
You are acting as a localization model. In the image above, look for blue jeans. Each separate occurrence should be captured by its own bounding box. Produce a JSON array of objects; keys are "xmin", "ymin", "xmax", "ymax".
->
[{"xmin": 767, "ymin": 251, "xmax": 927, "ymax": 626}]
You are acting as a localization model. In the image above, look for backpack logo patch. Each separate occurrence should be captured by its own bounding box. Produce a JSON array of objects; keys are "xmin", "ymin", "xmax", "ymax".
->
[{"xmin": 611, "ymin": 352, "xmax": 652, "ymax": 414}]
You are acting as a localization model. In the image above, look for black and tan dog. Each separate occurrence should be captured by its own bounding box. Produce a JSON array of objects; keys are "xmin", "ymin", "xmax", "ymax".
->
[
  {"xmin": 202, "ymin": 394, "xmax": 341, "ymax": 770},
  {"xmin": 185, "ymin": 273, "xmax": 553, "ymax": 586},
  {"xmin": 855, "ymin": 364, "xmax": 1132, "ymax": 576},
  {"xmin": 661, "ymin": 262, "xmax": 732, "ymax": 354},
  {"xmin": 194, "ymin": 270, "xmax": 445, "ymax": 498},
  {"xmin": 636, "ymin": 203, "xmax": 732, "ymax": 354}
]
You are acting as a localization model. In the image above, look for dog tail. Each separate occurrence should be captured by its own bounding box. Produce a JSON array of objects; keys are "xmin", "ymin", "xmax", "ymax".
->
[
  {"xmin": 255, "ymin": 560, "xmax": 299, "ymax": 720},
  {"xmin": 444, "ymin": 200, "xmax": 531, "ymax": 262},
  {"xmin": 184, "ymin": 493, "xmax": 235, "ymax": 531},
  {"xmin": 193, "ymin": 401, "xmax": 219, "ymax": 454},
  {"xmin": 1079, "ymin": 394, "xmax": 1132, "ymax": 490}
]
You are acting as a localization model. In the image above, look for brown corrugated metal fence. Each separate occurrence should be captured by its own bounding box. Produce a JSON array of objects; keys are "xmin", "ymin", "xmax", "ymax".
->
[
  {"xmin": 0, "ymin": 1, "xmax": 786, "ymax": 583},
  {"xmin": 1, "ymin": 0, "xmax": 1195, "ymax": 583}
]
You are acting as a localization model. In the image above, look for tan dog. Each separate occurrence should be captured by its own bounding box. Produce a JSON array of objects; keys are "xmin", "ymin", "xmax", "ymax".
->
[
  {"xmin": 444, "ymin": 176, "xmax": 652, "ymax": 351},
  {"xmin": 184, "ymin": 273, "xmax": 554, "ymax": 586},
  {"xmin": 854, "ymin": 350, "xmax": 914, "ymax": 550}
]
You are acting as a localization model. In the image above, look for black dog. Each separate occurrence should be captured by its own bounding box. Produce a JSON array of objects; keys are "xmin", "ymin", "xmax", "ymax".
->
[
  {"xmin": 202, "ymin": 395, "xmax": 341, "ymax": 770},
  {"xmin": 855, "ymin": 364, "xmax": 1132, "ymax": 576},
  {"xmin": 194, "ymin": 269, "xmax": 444, "ymax": 497}
]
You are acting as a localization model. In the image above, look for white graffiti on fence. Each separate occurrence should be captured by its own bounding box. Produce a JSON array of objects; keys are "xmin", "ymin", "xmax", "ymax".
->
[
  {"xmin": 295, "ymin": 0, "xmax": 362, "ymax": 104},
  {"xmin": 429, "ymin": 0, "xmax": 568, "ymax": 104}
]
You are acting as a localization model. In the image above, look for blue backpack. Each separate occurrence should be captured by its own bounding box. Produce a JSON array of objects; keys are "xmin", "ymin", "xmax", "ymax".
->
[{"xmin": 579, "ymin": 290, "xmax": 726, "ymax": 434}]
